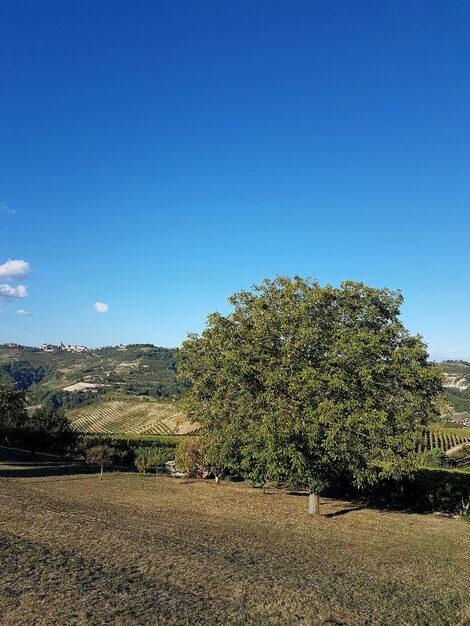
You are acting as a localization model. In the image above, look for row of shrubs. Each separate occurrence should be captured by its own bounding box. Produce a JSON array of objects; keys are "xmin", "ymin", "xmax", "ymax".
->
[
  {"xmin": 418, "ymin": 445, "xmax": 470, "ymax": 469},
  {"xmin": 80, "ymin": 433, "xmax": 182, "ymax": 449},
  {"xmin": 84, "ymin": 443, "xmax": 175, "ymax": 477},
  {"xmin": 78, "ymin": 434, "xmax": 182, "ymax": 470},
  {"xmin": 325, "ymin": 466, "xmax": 470, "ymax": 515},
  {"xmin": 80, "ymin": 436, "xmax": 470, "ymax": 515}
]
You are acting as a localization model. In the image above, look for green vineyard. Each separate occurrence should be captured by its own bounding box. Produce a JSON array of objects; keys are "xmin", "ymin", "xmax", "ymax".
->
[
  {"xmin": 418, "ymin": 428, "xmax": 470, "ymax": 454},
  {"xmin": 67, "ymin": 400, "xmax": 197, "ymax": 435}
]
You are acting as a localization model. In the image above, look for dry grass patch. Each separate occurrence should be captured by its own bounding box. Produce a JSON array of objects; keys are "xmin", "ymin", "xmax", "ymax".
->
[{"xmin": 0, "ymin": 451, "xmax": 469, "ymax": 625}]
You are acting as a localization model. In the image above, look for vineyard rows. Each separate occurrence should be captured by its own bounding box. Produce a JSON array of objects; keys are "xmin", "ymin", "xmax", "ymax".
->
[
  {"xmin": 69, "ymin": 404, "xmax": 470, "ymax": 447},
  {"xmin": 418, "ymin": 429, "xmax": 470, "ymax": 453},
  {"xmin": 68, "ymin": 401, "xmax": 183, "ymax": 435}
]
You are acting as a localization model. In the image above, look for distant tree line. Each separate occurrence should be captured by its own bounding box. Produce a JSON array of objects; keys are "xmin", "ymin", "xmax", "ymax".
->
[
  {"xmin": 0, "ymin": 378, "xmax": 76, "ymax": 457},
  {"xmin": 445, "ymin": 388, "xmax": 470, "ymax": 413},
  {"xmin": 27, "ymin": 384, "xmax": 106, "ymax": 410},
  {"xmin": 0, "ymin": 360, "xmax": 54, "ymax": 389},
  {"xmin": 0, "ymin": 378, "xmax": 178, "ymax": 471},
  {"xmin": 0, "ymin": 345, "xmax": 188, "ymax": 406}
]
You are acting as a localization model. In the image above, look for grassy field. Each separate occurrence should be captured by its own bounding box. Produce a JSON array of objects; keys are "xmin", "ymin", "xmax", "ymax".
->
[
  {"xmin": 1, "ymin": 449, "xmax": 469, "ymax": 626},
  {"xmin": 67, "ymin": 400, "xmax": 197, "ymax": 435}
]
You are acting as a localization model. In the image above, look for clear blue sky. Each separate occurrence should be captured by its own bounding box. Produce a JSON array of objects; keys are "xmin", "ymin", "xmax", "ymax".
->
[{"xmin": 1, "ymin": 1, "xmax": 469, "ymax": 359}]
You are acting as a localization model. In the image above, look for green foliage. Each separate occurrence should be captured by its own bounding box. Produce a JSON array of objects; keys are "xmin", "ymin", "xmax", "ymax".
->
[
  {"xmin": 419, "ymin": 448, "xmax": 448, "ymax": 468},
  {"xmin": 80, "ymin": 433, "xmax": 181, "ymax": 449},
  {"xmin": 79, "ymin": 434, "xmax": 182, "ymax": 469},
  {"xmin": 339, "ymin": 467, "xmax": 470, "ymax": 514},
  {"xmin": 0, "ymin": 378, "xmax": 27, "ymax": 443},
  {"xmin": 401, "ymin": 468, "xmax": 470, "ymax": 513},
  {"xmin": 0, "ymin": 360, "xmax": 53, "ymax": 390},
  {"xmin": 24, "ymin": 406, "xmax": 77, "ymax": 456},
  {"xmin": 150, "ymin": 446, "xmax": 174, "ymax": 470},
  {"xmin": 439, "ymin": 360, "xmax": 470, "ymax": 413},
  {"xmin": 445, "ymin": 390, "xmax": 470, "ymax": 413},
  {"xmin": 85, "ymin": 445, "xmax": 116, "ymax": 468},
  {"xmin": 0, "ymin": 379, "xmax": 78, "ymax": 455},
  {"xmin": 179, "ymin": 276, "xmax": 443, "ymax": 494},
  {"xmin": 134, "ymin": 447, "xmax": 152, "ymax": 474},
  {"xmin": 134, "ymin": 445, "xmax": 174, "ymax": 473},
  {"xmin": 175, "ymin": 437, "xmax": 206, "ymax": 477},
  {"xmin": 28, "ymin": 384, "xmax": 105, "ymax": 410},
  {"xmin": 0, "ymin": 343, "xmax": 188, "ymax": 407},
  {"xmin": 201, "ymin": 432, "xmax": 231, "ymax": 480},
  {"xmin": 447, "ymin": 444, "xmax": 470, "ymax": 469},
  {"xmin": 416, "ymin": 428, "xmax": 470, "ymax": 470}
]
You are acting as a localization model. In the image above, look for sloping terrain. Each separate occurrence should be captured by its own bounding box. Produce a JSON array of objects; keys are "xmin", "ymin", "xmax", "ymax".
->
[
  {"xmin": 439, "ymin": 361, "xmax": 470, "ymax": 422},
  {"xmin": 0, "ymin": 343, "xmax": 187, "ymax": 409},
  {"xmin": 421, "ymin": 427, "xmax": 470, "ymax": 452},
  {"xmin": 68, "ymin": 400, "xmax": 197, "ymax": 435},
  {"xmin": 1, "ymin": 451, "xmax": 469, "ymax": 626}
]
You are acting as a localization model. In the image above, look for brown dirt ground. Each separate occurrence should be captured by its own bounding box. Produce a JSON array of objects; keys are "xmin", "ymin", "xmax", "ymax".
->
[{"xmin": 0, "ymin": 450, "xmax": 469, "ymax": 626}]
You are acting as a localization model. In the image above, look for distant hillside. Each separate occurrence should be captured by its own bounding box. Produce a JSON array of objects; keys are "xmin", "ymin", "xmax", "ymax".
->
[
  {"xmin": 4, "ymin": 344, "xmax": 469, "ymax": 434},
  {"xmin": 0, "ymin": 343, "xmax": 188, "ymax": 411},
  {"xmin": 68, "ymin": 399, "xmax": 198, "ymax": 435},
  {"xmin": 439, "ymin": 360, "xmax": 470, "ymax": 424}
]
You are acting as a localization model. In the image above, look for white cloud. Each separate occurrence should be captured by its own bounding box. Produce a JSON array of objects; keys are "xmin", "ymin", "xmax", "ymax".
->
[
  {"xmin": 0, "ymin": 284, "xmax": 28, "ymax": 300},
  {"xmin": 0, "ymin": 259, "xmax": 30, "ymax": 281},
  {"xmin": 16, "ymin": 309, "xmax": 33, "ymax": 316},
  {"xmin": 0, "ymin": 202, "xmax": 15, "ymax": 215},
  {"xmin": 94, "ymin": 301, "xmax": 109, "ymax": 314}
]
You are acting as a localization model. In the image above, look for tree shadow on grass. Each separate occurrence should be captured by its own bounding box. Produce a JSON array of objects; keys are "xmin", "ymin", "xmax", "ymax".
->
[
  {"xmin": 0, "ymin": 460, "xmax": 94, "ymax": 479},
  {"xmin": 322, "ymin": 505, "xmax": 368, "ymax": 518},
  {"xmin": 0, "ymin": 446, "xmax": 96, "ymax": 480},
  {"xmin": 285, "ymin": 489, "xmax": 433, "ymax": 516},
  {"xmin": 286, "ymin": 492, "xmax": 368, "ymax": 517}
]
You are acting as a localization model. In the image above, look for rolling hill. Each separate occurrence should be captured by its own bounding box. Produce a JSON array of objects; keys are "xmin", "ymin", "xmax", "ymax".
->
[
  {"xmin": 439, "ymin": 360, "xmax": 470, "ymax": 424},
  {"xmin": 2, "ymin": 344, "xmax": 470, "ymax": 434},
  {"xmin": 0, "ymin": 343, "xmax": 195, "ymax": 435},
  {"xmin": 68, "ymin": 399, "xmax": 198, "ymax": 435},
  {"xmin": 0, "ymin": 342, "xmax": 187, "ymax": 401}
]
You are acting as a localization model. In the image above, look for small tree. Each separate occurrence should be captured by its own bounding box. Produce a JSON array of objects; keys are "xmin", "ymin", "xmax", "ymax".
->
[
  {"xmin": 135, "ymin": 447, "xmax": 152, "ymax": 474},
  {"xmin": 203, "ymin": 436, "xmax": 227, "ymax": 484},
  {"xmin": 149, "ymin": 446, "xmax": 174, "ymax": 476},
  {"xmin": 86, "ymin": 445, "xmax": 116, "ymax": 479},
  {"xmin": 179, "ymin": 277, "xmax": 444, "ymax": 515},
  {"xmin": 115, "ymin": 448, "xmax": 128, "ymax": 467},
  {"xmin": 175, "ymin": 438, "xmax": 206, "ymax": 477}
]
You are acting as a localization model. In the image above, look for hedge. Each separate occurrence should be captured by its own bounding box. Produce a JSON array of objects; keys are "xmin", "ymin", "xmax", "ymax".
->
[
  {"xmin": 78, "ymin": 434, "xmax": 185, "ymax": 466},
  {"xmin": 342, "ymin": 467, "xmax": 470, "ymax": 514},
  {"xmin": 400, "ymin": 467, "xmax": 470, "ymax": 513},
  {"xmin": 79, "ymin": 433, "xmax": 184, "ymax": 449}
]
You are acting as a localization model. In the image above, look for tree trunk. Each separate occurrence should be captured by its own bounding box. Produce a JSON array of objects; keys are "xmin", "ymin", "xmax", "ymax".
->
[
  {"xmin": 215, "ymin": 475, "xmax": 219, "ymax": 485},
  {"xmin": 100, "ymin": 463, "xmax": 104, "ymax": 480},
  {"xmin": 308, "ymin": 488, "xmax": 320, "ymax": 515}
]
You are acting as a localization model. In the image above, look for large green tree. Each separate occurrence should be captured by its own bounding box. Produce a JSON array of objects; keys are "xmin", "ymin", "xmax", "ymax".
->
[{"xmin": 178, "ymin": 277, "xmax": 444, "ymax": 514}]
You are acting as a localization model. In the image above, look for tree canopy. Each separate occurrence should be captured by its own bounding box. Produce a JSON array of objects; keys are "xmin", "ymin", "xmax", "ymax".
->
[
  {"xmin": 178, "ymin": 276, "xmax": 444, "ymax": 512},
  {"xmin": 24, "ymin": 406, "xmax": 76, "ymax": 456},
  {"xmin": 0, "ymin": 379, "xmax": 76, "ymax": 454},
  {"xmin": 0, "ymin": 378, "xmax": 27, "ymax": 443}
]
